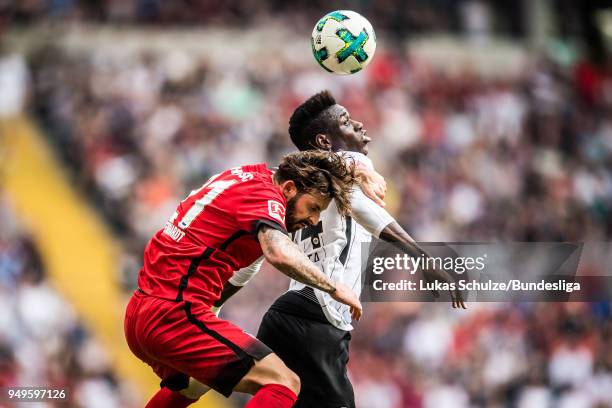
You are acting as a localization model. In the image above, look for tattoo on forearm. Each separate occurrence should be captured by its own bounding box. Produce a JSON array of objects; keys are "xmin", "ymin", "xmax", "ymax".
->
[{"xmin": 261, "ymin": 228, "xmax": 336, "ymax": 293}]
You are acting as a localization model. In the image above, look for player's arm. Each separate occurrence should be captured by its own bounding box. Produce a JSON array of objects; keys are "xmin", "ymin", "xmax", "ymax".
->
[
  {"xmin": 350, "ymin": 187, "xmax": 467, "ymax": 309},
  {"xmin": 257, "ymin": 225, "xmax": 363, "ymax": 320},
  {"xmin": 212, "ymin": 257, "xmax": 264, "ymax": 313},
  {"xmin": 353, "ymin": 160, "xmax": 386, "ymax": 207},
  {"xmin": 379, "ymin": 223, "xmax": 466, "ymax": 309}
]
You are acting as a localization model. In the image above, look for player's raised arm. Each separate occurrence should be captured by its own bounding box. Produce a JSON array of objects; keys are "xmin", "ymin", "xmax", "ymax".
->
[
  {"xmin": 353, "ymin": 160, "xmax": 387, "ymax": 207},
  {"xmin": 379, "ymin": 223, "xmax": 467, "ymax": 309},
  {"xmin": 349, "ymin": 179, "xmax": 467, "ymax": 309},
  {"xmin": 258, "ymin": 225, "xmax": 363, "ymax": 321}
]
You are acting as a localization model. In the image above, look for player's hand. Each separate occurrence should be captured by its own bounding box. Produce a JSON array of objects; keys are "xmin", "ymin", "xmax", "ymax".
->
[
  {"xmin": 354, "ymin": 162, "xmax": 386, "ymax": 207},
  {"xmin": 330, "ymin": 282, "xmax": 363, "ymax": 321},
  {"xmin": 451, "ymin": 289, "xmax": 467, "ymax": 309}
]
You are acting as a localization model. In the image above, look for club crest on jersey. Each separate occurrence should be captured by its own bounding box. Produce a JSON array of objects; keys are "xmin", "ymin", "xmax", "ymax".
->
[{"xmin": 268, "ymin": 200, "xmax": 286, "ymax": 223}]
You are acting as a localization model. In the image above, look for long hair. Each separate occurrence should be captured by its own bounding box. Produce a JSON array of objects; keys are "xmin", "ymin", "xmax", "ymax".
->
[{"xmin": 275, "ymin": 150, "xmax": 355, "ymax": 215}]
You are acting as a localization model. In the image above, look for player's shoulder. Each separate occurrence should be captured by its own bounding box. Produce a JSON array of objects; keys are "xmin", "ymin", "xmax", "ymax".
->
[
  {"xmin": 241, "ymin": 163, "xmax": 274, "ymax": 180},
  {"xmin": 232, "ymin": 163, "xmax": 284, "ymax": 198},
  {"xmin": 227, "ymin": 164, "xmax": 287, "ymax": 227},
  {"xmin": 237, "ymin": 163, "xmax": 273, "ymax": 186},
  {"xmin": 342, "ymin": 151, "xmax": 374, "ymax": 170}
]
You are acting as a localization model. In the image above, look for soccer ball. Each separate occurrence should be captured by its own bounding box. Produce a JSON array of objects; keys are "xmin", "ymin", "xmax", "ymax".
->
[{"xmin": 311, "ymin": 10, "xmax": 376, "ymax": 75}]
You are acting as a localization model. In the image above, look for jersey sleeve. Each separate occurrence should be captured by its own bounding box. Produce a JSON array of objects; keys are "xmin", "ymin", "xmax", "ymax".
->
[
  {"xmin": 350, "ymin": 185, "xmax": 394, "ymax": 238},
  {"xmin": 228, "ymin": 256, "xmax": 264, "ymax": 286},
  {"xmin": 343, "ymin": 151, "xmax": 394, "ymax": 237},
  {"xmin": 234, "ymin": 184, "xmax": 288, "ymax": 236}
]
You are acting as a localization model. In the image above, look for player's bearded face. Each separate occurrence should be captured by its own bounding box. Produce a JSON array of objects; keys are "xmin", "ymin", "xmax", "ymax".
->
[{"xmin": 285, "ymin": 192, "xmax": 330, "ymax": 232}]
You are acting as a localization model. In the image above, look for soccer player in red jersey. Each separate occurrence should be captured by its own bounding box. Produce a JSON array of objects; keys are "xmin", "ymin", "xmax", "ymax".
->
[
  {"xmin": 211, "ymin": 91, "xmax": 466, "ymax": 408},
  {"xmin": 124, "ymin": 151, "xmax": 362, "ymax": 408}
]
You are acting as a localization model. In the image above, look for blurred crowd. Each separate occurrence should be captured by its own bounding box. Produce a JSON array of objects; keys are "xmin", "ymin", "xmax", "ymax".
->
[
  {"xmin": 27, "ymin": 39, "xmax": 612, "ymax": 252},
  {"xmin": 5, "ymin": 0, "xmax": 525, "ymax": 39},
  {"xmin": 0, "ymin": 192, "xmax": 136, "ymax": 407},
  {"xmin": 1, "ymin": 5, "xmax": 611, "ymax": 406},
  {"xmin": 349, "ymin": 302, "xmax": 612, "ymax": 408}
]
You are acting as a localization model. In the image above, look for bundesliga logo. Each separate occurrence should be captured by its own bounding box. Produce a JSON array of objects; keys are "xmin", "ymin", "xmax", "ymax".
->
[{"xmin": 268, "ymin": 200, "xmax": 286, "ymax": 223}]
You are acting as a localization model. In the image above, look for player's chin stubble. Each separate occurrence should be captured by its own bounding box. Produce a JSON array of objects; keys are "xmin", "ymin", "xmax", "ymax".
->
[{"xmin": 285, "ymin": 195, "xmax": 302, "ymax": 233}]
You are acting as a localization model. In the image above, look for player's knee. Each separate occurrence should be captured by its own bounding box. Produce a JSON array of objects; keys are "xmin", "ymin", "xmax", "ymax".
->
[
  {"xmin": 283, "ymin": 368, "xmax": 301, "ymax": 395},
  {"xmin": 237, "ymin": 354, "xmax": 301, "ymax": 395},
  {"xmin": 269, "ymin": 361, "xmax": 300, "ymax": 395},
  {"xmin": 179, "ymin": 378, "xmax": 210, "ymax": 400},
  {"xmin": 269, "ymin": 357, "xmax": 300, "ymax": 395}
]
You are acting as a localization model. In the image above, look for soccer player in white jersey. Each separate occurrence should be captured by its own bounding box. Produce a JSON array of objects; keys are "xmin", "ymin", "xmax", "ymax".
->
[{"xmin": 215, "ymin": 91, "xmax": 465, "ymax": 407}]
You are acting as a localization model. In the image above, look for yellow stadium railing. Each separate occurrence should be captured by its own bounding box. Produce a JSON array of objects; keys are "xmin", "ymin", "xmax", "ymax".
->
[{"xmin": 0, "ymin": 116, "xmax": 228, "ymax": 408}]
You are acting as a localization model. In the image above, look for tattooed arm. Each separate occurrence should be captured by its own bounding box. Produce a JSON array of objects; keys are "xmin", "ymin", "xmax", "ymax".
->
[
  {"xmin": 258, "ymin": 225, "xmax": 363, "ymax": 320},
  {"xmin": 259, "ymin": 226, "xmax": 335, "ymax": 292}
]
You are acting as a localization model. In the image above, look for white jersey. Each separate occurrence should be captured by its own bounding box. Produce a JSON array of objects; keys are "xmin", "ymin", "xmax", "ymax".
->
[{"xmin": 288, "ymin": 151, "xmax": 394, "ymax": 330}]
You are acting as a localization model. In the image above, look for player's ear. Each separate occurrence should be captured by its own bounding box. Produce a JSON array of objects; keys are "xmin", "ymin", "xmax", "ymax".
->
[
  {"xmin": 313, "ymin": 134, "xmax": 333, "ymax": 151},
  {"xmin": 280, "ymin": 180, "xmax": 298, "ymax": 200}
]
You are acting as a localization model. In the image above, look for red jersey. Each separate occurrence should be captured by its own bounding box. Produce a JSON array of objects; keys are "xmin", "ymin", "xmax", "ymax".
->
[{"xmin": 138, "ymin": 163, "xmax": 287, "ymax": 305}]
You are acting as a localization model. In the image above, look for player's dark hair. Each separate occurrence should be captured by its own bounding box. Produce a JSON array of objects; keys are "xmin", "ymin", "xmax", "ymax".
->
[
  {"xmin": 275, "ymin": 150, "xmax": 355, "ymax": 216},
  {"xmin": 288, "ymin": 90, "xmax": 337, "ymax": 151}
]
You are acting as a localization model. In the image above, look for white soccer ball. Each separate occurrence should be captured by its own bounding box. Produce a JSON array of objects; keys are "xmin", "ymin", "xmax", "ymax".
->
[{"xmin": 311, "ymin": 10, "xmax": 377, "ymax": 75}]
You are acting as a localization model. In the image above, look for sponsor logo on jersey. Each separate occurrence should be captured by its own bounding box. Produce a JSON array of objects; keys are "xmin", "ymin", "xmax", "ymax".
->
[{"xmin": 267, "ymin": 200, "xmax": 286, "ymax": 224}]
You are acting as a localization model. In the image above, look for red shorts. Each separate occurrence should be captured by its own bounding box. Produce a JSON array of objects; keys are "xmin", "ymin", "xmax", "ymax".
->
[{"xmin": 124, "ymin": 290, "xmax": 272, "ymax": 397}]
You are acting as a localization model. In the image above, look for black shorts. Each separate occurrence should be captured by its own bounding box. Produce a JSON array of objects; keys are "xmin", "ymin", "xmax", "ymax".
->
[{"xmin": 257, "ymin": 290, "xmax": 355, "ymax": 408}]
